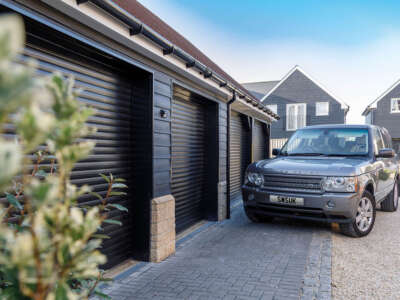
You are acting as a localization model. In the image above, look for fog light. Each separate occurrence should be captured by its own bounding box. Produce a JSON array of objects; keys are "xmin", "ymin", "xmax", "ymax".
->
[
  {"xmin": 327, "ymin": 200, "xmax": 335, "ymax": 208},
  {"xmin": 248, "ymin": 194, "xmax": 255, "ymax": 201}
]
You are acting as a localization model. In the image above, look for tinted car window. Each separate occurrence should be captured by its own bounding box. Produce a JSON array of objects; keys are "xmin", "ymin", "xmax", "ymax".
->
[
  {"xmin": 373, "ymin": 127, "xmax": 384, "ymax": 154},
  {"xmin": 280, "ymin": 128, "xmax": 369, "ymax": 156},
  {"xmin": 381, "ymin": 128, "xmax": 392, "ymax": 148}
]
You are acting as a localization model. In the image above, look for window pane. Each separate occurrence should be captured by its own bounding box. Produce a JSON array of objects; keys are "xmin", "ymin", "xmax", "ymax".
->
[
  {"xmin": 287, "ymin": 105, "xmax": 295, "ymax": 130},
  {"xmin": 297, "ymin": 104, "xmax": 306, "ymax": 128},
  {"xmin": 316, "ymin": 102, "xmax": 329, "ymax": 116},
  {"xmin": 391, "ymin": 98, "xmax": 400, "ymax": 112}
]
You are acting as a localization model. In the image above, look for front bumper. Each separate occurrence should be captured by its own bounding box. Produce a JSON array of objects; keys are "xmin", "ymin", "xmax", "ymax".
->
[{"xmin": 242, "ymin": 185, "xmax": 360, "ymax": 223}]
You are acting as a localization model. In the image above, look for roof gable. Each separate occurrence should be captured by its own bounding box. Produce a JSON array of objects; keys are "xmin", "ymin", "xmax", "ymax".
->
[
  {"xmin": 362, "ymin": 79, "xmax": 400, "ymax": 116},
  {"xmin": 261, "ymin": 66, "xmax": 349, "ymax": 110},
  {"xmin": 241, "ymin": 81, "xmax": 279, "ymax": 100}
]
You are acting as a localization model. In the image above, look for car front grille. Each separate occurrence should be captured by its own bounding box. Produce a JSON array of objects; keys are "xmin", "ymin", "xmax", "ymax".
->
[{"xmin": 263, "ymin": 174, "xmax": 323, "ymax": 194}]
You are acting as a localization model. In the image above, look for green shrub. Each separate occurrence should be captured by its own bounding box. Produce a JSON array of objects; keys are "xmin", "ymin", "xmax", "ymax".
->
[{"xmin": 0, "ymin": 15, "xmax": 127, "ymax": 300}]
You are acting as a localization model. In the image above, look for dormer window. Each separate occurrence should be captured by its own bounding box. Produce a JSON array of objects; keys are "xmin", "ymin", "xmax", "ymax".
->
[{"xmin": 391, "ymin": 98, "xmax": 400, "ymax": 113}]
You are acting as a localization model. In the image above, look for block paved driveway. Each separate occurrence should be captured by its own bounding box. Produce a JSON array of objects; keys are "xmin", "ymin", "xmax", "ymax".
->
[{"xmin": 104, "ymin": 202, "xmax": 332, "ymax": 300}]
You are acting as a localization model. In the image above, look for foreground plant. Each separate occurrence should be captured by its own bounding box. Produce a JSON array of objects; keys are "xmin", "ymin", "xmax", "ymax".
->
[{"xmin": 0, "ymin": 15, "xmax": 127, "ymax": 299}]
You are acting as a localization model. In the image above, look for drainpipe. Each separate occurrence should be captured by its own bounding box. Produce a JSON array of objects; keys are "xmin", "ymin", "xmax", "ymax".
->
[{"xmin": 226, "ymin": 91, "xmax": 236, "ymax": 219}]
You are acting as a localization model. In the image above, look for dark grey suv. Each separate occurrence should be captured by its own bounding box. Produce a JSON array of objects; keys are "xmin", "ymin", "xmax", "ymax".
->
[{"xmin": 242, "ymin": 125, "xmax": 399, "ymax": 237}]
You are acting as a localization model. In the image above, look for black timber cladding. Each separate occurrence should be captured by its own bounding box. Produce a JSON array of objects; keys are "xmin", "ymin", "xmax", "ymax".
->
[
  {"xmin": 229, "ymin": 111, "xmax": 251, "ymax": 201},
  {"xmin": 368, "ymin": 83, "xmax": 400, "ymax": 140},
  {"xmin": 219, "ymin": 104, "xmax": 228, "ymax": 182},
  {"xmin": 153, "ymin": 72, "xmax": 173, "ymax": 198},
  {"xmin": 263, "ymin": 69, "xmax": 346, "ymax": 139},
  {"xmin": 20, "ymin": 18, "xmax": 153, "ymax": 268}
]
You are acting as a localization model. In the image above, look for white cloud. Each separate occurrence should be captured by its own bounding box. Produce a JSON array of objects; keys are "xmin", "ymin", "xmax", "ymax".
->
[{"xmin": 139, "ymin": 0, "xmax": 400, "ymax": 124}]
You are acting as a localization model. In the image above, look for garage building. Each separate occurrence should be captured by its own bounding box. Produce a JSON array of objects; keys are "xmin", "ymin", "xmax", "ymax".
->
[{"xmin": 2, "ymin": 0, "xmax": 278, "ymax": 269}]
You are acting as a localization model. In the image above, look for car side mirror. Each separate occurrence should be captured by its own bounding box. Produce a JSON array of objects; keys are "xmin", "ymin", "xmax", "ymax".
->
[
  {"xmin": 272, "ymin": 148, "xmax": 280, "ymax": 156},
  {"xmin": 377, "ymin": 148, "xmax": 395, "ymax": 158}
]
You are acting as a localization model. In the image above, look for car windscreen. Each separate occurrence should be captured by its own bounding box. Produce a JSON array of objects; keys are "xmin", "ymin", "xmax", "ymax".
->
[{"xmin": 280, "ymin": 128, "xmax": 369, "ymax": 156}]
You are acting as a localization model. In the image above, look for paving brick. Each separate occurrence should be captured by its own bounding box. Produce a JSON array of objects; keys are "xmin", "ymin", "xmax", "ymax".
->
[{"xmin": 103, "ymin": 201, "xmax": 331, "ymax": 300}]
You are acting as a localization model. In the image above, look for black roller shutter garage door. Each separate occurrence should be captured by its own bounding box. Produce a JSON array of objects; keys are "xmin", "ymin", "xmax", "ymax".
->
[
  {"xmin": 230, "ymin": 111, "xmax": 251, "ymax": 201},
  {"xmin": 17, "ymin": 20, "xmax": 152, "ymax": 268},
  {"xmin": 172, "ymin": 87, "xmax": 207, "ymax": 233},
  {"xmin": 253, "ymin": 120, "xmax": 268, "ymax": 162}
]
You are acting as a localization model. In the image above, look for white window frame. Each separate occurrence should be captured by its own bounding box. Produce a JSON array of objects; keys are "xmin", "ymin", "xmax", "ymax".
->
[
  {"xmin": 286, "ymin": 103, "xmax": 307, "ymax": 131},
  {"xmin": 316, "ymin": 102, "xmax": 329, "ymax": 116},
  {"xmin": 391, "ymin": 98, "xmax": 400, "ymax": 113},
  {"xmin": 266, "ymin": 104, "xmax": 277, "ymax": 114}
]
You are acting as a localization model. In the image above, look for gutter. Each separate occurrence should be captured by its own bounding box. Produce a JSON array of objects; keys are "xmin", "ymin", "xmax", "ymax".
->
[
  {"xmin": 226, "ymin": 91, "xmax": 236, "ymax": 219},
  {"xmin": 74, "ymin": 0, "xmax": 279, "ymax": 121},
  {"xmin": 362, "ymin": 106, "xmax": 375, "ymax": 116}
]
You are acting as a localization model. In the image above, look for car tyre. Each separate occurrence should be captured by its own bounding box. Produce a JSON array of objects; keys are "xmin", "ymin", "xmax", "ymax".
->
[
  {"xmin": 339, "ymin": 190, "xmax": 376, "ymax": 238},
  {"xmin": 244, "ymin": 207, "xmax": 273, "ymax": 223},
  {"xmin": 381, "ymin": 178, "xmax": 398, "ymax": 212}
]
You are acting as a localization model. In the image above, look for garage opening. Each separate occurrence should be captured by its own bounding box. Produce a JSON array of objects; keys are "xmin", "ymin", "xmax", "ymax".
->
[
  {"xmin": 17, "ymin": 17, "xmax": 153, "ymax": 268},
  {"xmin": 171, "ymin": 86, "xmax": 218, "ymax": 233},
  {"xmin": 229, "ymin": 111, "xmax": 251, "ymax": 201},
  {"xmin": 253, "ymin": 120, "xmax": 269, "ymax": 161}
]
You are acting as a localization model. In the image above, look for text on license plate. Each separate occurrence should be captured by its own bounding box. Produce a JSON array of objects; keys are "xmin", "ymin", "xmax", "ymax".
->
[{"xmin": 270, "ymin": 195, "xmax": 304, "ymax": 206}]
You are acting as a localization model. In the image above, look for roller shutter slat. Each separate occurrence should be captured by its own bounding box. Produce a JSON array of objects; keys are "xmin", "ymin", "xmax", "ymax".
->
[
  {"xmin": 254, "ymin": 120, "xmax": 267, "ymax": 162},
  {"xmin": 20, "ymin": 34, "xmax": 136, "ymax": 268},
  {"xmin": 172, "ymin": 87, "xmax": 206, "ymax": 233},
  {"xmin": 230, "ymin": 111, "xmax": 251, "ymax": 201}
]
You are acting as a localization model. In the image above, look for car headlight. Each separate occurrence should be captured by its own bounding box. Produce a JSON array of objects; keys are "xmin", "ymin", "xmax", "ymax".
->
[
  {"xmin": 247, "ymin": 172, "xmax": 264, "ymax": 186},
  {"xmin": 322, "ymin": 176, "xmax": 358, "ymax": 192}
]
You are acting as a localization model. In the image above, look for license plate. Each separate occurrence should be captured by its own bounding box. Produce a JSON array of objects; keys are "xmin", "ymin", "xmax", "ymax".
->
[{"xmin": 270, "ymin": 195, "xmax": 304, "ymax": 206}]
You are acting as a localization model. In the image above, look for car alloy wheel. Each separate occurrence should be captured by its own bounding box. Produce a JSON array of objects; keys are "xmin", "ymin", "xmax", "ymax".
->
[
  {"xmin": 394, "ymin": 182, "xmax": 399, "ymax": 209},
  {"xmin": 355, "ymin": 197, "xmax": 374, "ymax": 232}
]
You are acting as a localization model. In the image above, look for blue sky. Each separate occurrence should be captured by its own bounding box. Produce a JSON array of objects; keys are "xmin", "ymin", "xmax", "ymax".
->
[{"xmin": 139, "ymin": 0, "xmax": 400, "ymax": 123}]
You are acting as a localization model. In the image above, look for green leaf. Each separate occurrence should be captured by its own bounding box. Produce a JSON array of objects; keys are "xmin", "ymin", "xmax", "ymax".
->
[
  {"xmin": 103, "ymin": 219, "xmax": 122, "ymax": 226},
  {"xmin": 90, "ymin": 192, "xmax": 103, "ymax": 202},
  {"xmin": 99, "ymin": 173, "xmax": 110, "ymax": 184},
  {"xmin": 112, "ymin": 183, "xmax": 128, "ymax": 189},
  {"xmin": 35, "ymin": 169, "xmax": 47, "ymax": 177},
  {"xmin": 55, "ymin": 283, "xmax": 69, "ymax": 300},
  {"xmin": 44, "ymin": 215, "xmax": 54, "ymax": 227},
  {"xmin": 109, "ymin": 173, "xmax": 113, "ymax": 182},
  {"xmin": 5, "ymin": 193, "xmax": 22, "ymax": 210},
  {"xmin": 109, "ymin": 191, "xmax": 127, "ymax": 197},
  {"xmin": 107, "ymin": 203, "xmax": 128, "ymax": 212},
  {"xmin": 93, "ymin": 289, "xmax": 111, "ymax": 299},
  {"xmin": 80, "ymin": 205, "xmax": 92, "ymax": 210},
  {"xmin": 92, "ymin": 234, "xmax": 110, "ymax": 239},
  {"xmin": 114, "ymin": 178, "xmax": 126, "ymax": 182}
]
